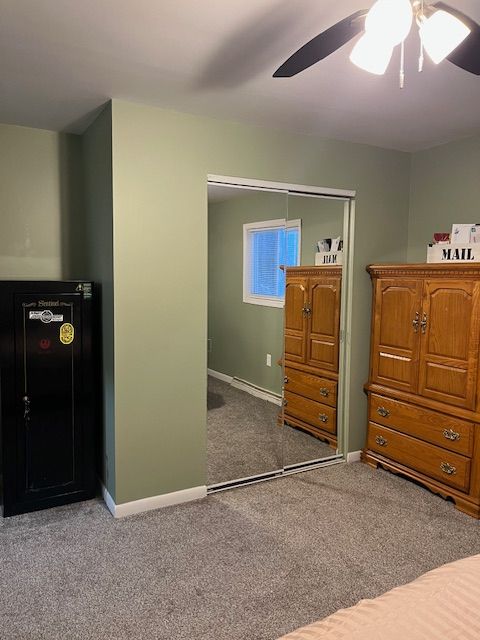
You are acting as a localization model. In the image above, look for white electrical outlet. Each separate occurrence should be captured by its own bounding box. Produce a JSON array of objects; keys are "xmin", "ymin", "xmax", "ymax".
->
[{"xmin": 266, "ymin": 353, "xmax": 272, "ymax": 367}]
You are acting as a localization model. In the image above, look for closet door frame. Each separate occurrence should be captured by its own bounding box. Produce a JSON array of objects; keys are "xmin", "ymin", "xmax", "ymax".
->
[{"xmin": 207, "ymin": 175, "xmax": 356, "ymax": 491}]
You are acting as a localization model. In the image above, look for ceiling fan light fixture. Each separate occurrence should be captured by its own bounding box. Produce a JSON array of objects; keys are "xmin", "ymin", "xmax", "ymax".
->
[
  {"xmin": 365, "ymin": 0, "xmax": 413, "ymax": 46},
  {"xmin": 420, "ymin": 9, "xmax": 471, "ymax": 64},
  {"xmin": 349, "ymin": 33, "xmax": 394, "ymax": 75}
]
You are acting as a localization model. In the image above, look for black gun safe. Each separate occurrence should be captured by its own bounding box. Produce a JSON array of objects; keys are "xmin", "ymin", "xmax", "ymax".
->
[{"xmin": 0, "ymin": 281, "xmax": 96, "ymax": 516}]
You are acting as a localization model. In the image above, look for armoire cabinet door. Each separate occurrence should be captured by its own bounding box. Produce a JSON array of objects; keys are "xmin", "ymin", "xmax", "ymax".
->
[
  {"xmin": 371, "ymin": 279, "xmax": 423, "ymax": 393},
  {"xmin": 306, "ymin": 276, "xmax": 341, "ymax": 372},
  {"xmin": 418, "ymin": 280, "xmax": 480, "ymax": 409},
  {"xmin": 285, "ymin": 277, "xmax": 308, "ymax": 363}
]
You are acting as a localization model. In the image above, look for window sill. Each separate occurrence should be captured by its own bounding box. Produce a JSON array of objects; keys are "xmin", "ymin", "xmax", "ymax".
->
[{"xmin": 243, "ymin": 295, "xmax": 285, "ymax": 309}]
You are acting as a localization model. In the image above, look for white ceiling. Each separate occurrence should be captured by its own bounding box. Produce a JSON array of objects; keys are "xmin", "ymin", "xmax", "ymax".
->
[{"xmin": 2, "ymin": 0, "xmax": 480, "ymax": 151}]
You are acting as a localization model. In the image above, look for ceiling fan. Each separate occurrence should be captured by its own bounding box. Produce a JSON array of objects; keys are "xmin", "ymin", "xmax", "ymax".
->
[{"xmin": 273, "ymin": 0, "xmax": 480, "ymax": 87}]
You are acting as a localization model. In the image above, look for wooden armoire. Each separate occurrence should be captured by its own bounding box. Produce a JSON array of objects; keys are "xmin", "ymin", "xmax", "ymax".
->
[
  {"xmin": 362, "ymin": 264, "xmax": 480, "ymax": 518},
  {"xmin": 283, "ymin": 266, "xmax": 341, "ymax": 448}
]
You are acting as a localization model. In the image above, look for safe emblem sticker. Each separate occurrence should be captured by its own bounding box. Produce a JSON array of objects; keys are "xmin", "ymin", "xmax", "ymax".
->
[
  {"xmin": 60, "ymin": 323, "xmax": 74, "ymax": 345},
  {"xmin": 29, "ymin": 310, "xmax": 64, "ymax": 323}
]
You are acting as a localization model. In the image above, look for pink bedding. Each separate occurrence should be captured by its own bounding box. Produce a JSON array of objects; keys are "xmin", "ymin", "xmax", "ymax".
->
[{"xmin": 279, "ymin": 554, "xmax": 480, "ymax": 639}]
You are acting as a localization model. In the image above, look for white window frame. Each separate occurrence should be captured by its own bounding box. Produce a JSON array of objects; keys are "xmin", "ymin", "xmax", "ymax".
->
[{"xmin": 243, "ymin": 218, "xmax": 301, "ymax": 308}]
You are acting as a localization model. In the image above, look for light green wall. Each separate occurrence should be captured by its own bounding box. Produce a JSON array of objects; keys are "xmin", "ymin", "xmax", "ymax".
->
[
  {"xmin": 0, "ymin": 123, "xmax": 83, "ymax": 279},
  {"xmin": 208, "ymin": 192, "xmax": 344, "ymax": 395},
  {"xmin": 81, "ymin": 104, "xmax": 116, "ymax": 498},
  {"xmin": 111, "ymin": 99, "xmax": 411, "ymax": 504},
  {"xmin": 408, "ymin": 135, "xmax": 480, "ymax": 262}
]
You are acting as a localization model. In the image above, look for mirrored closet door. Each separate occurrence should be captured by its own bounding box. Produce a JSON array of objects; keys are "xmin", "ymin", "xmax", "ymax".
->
[
  {"xmin": 283, "ymin": 194, "xmax": 347, "ymax": 469},
  {"xmin": 207, "ymin": 180, "xmax": 352, "ymax": 489},
  {"xmin": 207, "ymin": 184, "xmax": 287, "ymax": 486}
]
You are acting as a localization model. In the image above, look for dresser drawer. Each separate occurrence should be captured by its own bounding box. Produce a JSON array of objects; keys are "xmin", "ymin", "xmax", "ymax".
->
[
  {"xmin": 284, "ymin": 391, "xmax": 336, "ymax": 434},
  {"xmin": 369, "ymin": 394, "xmax": 474, "ymax": 457},
  {"xmin": 284, "ymin": 368, "xmax": 337, "ymax": 407},
  {"xmin": 368, "ymin": 423, "xmax": 471, "ymax": 493}
]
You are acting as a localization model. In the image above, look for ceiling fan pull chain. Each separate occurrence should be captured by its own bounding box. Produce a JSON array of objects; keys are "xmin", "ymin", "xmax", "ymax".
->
[
  {"xmin": 400, "ymin": 40, "xmax": 406, "ymax": 89},
  {"xmin": 418, "ymin": 2, "xmax": 425, "ymax": 75}
]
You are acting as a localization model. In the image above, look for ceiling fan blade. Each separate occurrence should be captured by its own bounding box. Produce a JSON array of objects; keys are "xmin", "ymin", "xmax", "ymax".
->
[
  {"xmin": 273, "ymin": 10, "xmax": 367, "ymax": 77},
  {"xmin": 433, "ymin": 2, "xmax": 480, "ymax": 75}
]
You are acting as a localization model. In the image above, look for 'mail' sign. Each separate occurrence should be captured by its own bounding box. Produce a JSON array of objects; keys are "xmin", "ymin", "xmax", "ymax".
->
[{"xmin": 427, "ymin": 243, "xmax": 480, "ymax": 263}]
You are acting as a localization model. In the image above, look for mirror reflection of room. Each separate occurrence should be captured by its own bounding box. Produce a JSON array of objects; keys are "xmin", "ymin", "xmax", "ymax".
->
[
  {"xmin": 207, "ymin": 185, "xmax": 286, "ymax": 486},
  {"xmin": 283, "ymin": 195, "xmax": 345, "ymax": 468},
  {"xmin": 207, "ymin": 185, "xmax": 348, "ymax": 487}
]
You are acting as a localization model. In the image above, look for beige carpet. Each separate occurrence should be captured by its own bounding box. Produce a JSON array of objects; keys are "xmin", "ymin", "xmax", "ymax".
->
[
  {"xmin": 208, "ymin": 376, "xmax": 335, "ymax": 485},
  {"xmin": 1, "ymin": 463, "xmax": 480, "ymax": 640}
]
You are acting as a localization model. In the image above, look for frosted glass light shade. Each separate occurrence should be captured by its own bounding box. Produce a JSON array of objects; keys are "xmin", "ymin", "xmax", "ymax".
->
[
  {"xmin": 365, "ymin": 0, "xmax": 413, "ymax": 46},
  {"xmin": 350, "ymin": 33, "xmax": 394, "ymax": 75},
  {"xmin": 420, "ymin": 10, "xmax": 471, "ymax": 64}
]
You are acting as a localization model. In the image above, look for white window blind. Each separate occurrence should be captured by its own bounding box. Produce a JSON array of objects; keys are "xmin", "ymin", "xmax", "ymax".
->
[{"xmin": 243, "ymin": 219, "xmax": 301, "ymax": 307}]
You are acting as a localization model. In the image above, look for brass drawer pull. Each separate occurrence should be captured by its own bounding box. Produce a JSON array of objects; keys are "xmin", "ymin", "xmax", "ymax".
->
[
  {"xmin": 443, "ymin": 428, "xmax": 460, "ymax": 442},
  {"xmin": 319, "ymin": 413, "xmax": 328, "ymax": 423},
  {"xmin": 319, "ymin": 387, "xmax": 329, "ymax": 397},
  {"xmin": 440, "ymin": 462, "xmax": 457, "ymax": 476},
  {"xmin": 302, "ymin": 306, "xmax": 312, "ymax": 317},
  {"xmin": 284, "ymin": 376, "xmax": 289, "ymax": 384},
  {"xmin": 377, "ymin": 406, "xmax": 390, "ymax": 418},
  {"xmin": 375, "ymin": 435, "xmax": 388, "ymax": 447}
]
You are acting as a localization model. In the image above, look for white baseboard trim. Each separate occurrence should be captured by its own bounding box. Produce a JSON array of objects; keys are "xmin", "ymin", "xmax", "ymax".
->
[
  {"xmin": 347, "ymin": 450, "xmax": 362, "ymax": 463},
  {"xmin": 208, "ymin": 368, "xmax": 282, "ymax": 406},
  {"xmin": 231, "ymin": 377, "xmax": 282, "ymax": 406},
  {"xmin": 101, "ymin": 484, "xmax": 207, "ymax": 518},
  {"xmin": 207, "ymin": 368, "xmax": 233, "ymax": 383}
]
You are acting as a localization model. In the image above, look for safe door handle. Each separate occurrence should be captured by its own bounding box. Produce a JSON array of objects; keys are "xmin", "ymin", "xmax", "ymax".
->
[{"xmin": 23, "ymin": 395, "xmax": 31, "ymax": 420}]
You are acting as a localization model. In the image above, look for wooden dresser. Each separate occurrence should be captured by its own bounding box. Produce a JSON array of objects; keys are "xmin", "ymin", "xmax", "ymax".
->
[
  {"xmin": 283, "ymin": 266, "xmax": 341, "ymax": 448},
  {"xmin": 362, "ymin": 264, "xmax": 480, "ymax": 518}
]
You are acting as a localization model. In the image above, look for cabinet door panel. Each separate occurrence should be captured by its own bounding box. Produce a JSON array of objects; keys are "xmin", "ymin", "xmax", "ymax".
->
[
  {"xmin": 371, "ymin": 279, "xmax": 422, "ymax": 393},
  {"xmin": 285, "ymin": 277, "xmax": 307, "ymax": 363},
  {"xmin": 306, "ymin": 276, "xmax": 341, "ymax": 372},
  {"xmin": 419, "ymin": 280, "xmax": 480, "ymax": 409}
]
